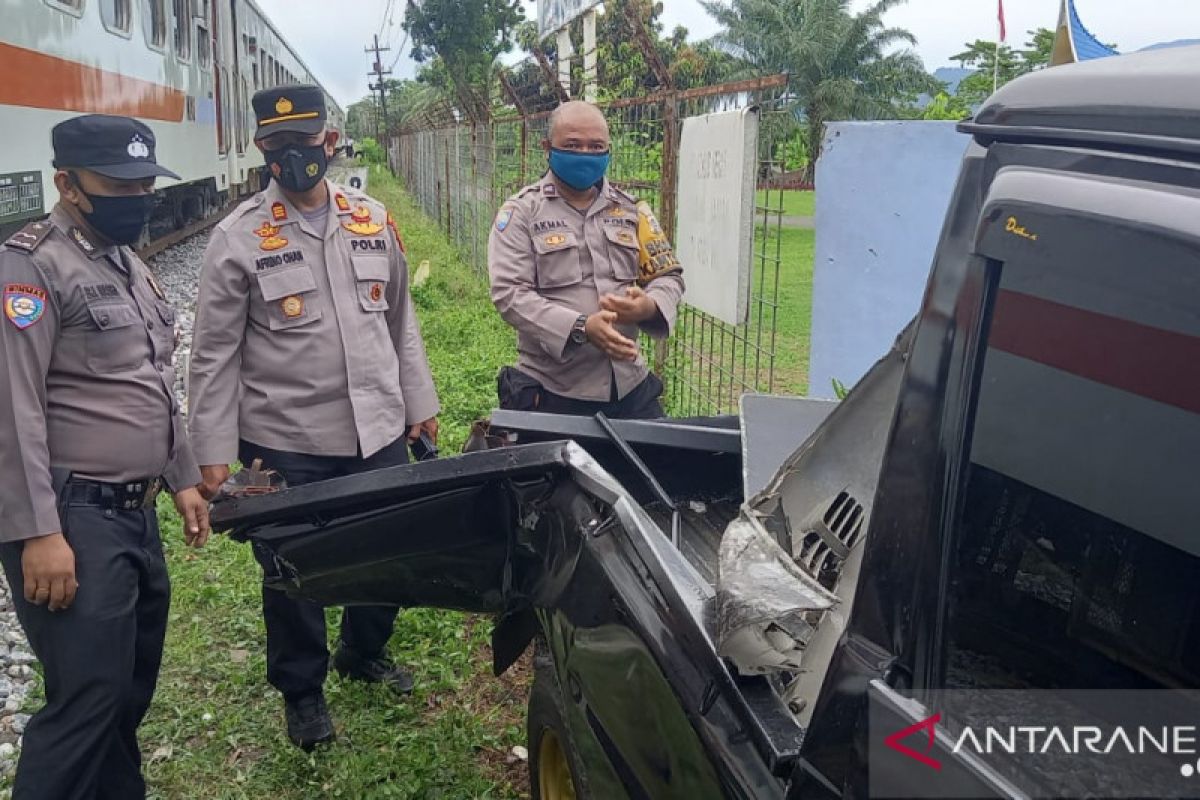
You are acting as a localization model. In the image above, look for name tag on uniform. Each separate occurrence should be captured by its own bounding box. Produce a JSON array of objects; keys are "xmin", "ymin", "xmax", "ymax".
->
[{"xmin": 350, "ymin": 239, "xmax": 388, "ymax": 253}]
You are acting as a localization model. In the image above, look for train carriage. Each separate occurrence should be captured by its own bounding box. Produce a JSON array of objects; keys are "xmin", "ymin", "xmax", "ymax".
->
[{"xmin": 0, "ymin": 0, "xmax": 345, "ymax": 241}]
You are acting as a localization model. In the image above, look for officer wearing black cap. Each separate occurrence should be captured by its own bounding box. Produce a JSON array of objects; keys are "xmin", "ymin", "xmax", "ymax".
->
[
  {"xmin": 0, "ymin": 113, "xmax": 209, "ymax": 799},
  {"xmin": 189, "ymin": 86, "xmax": 440, "ymax": 750}
]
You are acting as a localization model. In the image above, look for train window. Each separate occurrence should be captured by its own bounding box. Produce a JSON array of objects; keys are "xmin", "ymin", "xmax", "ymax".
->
[
  {"xmin": 101, "ymin": 0, "xmax": 132, "ymax": 33},
  {"xmin": 195, "ymin": 0, "xmax": 211, "ymax": 67},
  {"xmin": 252, "ymin": 60, "xmax": 260, "ymax": 91},
  {"xmin": 143, "ymin": 0, "xmax": 167, "ymax": 48},
  {"xmin": 172, "ymin": 0, "xmax": 190, "ymax": 60},
  {"xmin": 44, "ymin": 0, "xmax": 83, "ymax": 16}
]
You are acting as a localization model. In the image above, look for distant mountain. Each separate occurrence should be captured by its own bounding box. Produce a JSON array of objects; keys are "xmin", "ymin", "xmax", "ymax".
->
[
  {"xmin": 913, "ymin": 67, "xmax": 973, "ymax": 109},
  {"xmin": 1140, "ymin": 39, "xmax": 1200, "ymax": 52},
  {"xmin": 933, "ymin": 67, "xmax": 972, "ymax": 95}
]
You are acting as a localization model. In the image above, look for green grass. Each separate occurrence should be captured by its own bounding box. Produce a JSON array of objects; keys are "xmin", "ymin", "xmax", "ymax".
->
[
  {"xmin": 760, "ymin": 226, "xmax": 816, "ymax": 395},
  {"xmin": 3, "ymin": 166, "xmax": 527, "ymax": 799},
  {"xmin": 754, "ymin": 189, "xmax": 815, "ymax": 219}
]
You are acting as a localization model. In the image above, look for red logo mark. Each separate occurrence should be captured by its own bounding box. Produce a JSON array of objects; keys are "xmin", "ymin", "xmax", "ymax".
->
[{"xmin": 884, "ymin": 713, "xmax": 942, "ymax": 771}]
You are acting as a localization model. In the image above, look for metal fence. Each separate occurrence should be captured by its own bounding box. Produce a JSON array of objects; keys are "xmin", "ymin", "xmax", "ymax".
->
[{"xmin": 388, "ymin": 73, "xmax": 803, "ymax": 416}]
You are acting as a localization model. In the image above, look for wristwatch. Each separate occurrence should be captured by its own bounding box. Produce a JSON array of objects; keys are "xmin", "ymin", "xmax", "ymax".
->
[{"xmin": 570, "ymin": 314, "xmax": 588, "ymax": 345}]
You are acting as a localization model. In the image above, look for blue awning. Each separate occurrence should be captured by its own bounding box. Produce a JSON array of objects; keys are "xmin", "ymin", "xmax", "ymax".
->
[{"xmin": 1067, "ymin": 0, "xmax": 1119, "ymax": 61}]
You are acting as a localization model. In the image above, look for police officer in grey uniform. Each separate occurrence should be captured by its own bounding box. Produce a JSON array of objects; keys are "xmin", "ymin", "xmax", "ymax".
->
[
  {"xmin": 0, "ymin": 114, "xmax": 209, "ymax": 800},
  {"xmin": 488, "ymin": 100, "xmax": 684, "ymax": 419},
  {"xmin": 188, "ymin": 86, "xmax": 440, "ymax": 750}
]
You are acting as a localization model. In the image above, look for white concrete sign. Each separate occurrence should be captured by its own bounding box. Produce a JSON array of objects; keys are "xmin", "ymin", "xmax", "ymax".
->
[
  {"xmin": 675, "ymin": 107, "xmax": 759, "ymax": 325},
  {"xmin": 538, "ymin": 0, "xmax": 602, "ymax": 37}
]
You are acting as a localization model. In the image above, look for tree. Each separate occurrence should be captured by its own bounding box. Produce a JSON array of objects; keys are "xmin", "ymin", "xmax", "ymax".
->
[
  {"xmin": 402, "ymin": 0, "xmax": 525, "ymax": 119},
  {"xmin": 951, "ymin": 40, "xmax": 1025, "ymax": 106},
  {"xmin": 952, "ymin": 28, "xmax": 1111, "ymax": 106},
  {"xmin": 703, "ymin": 0, "xmax": 938, "ymax": 182}
]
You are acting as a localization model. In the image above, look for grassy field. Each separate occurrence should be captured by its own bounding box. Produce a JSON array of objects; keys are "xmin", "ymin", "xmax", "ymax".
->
[
  {"xmin": 1, "ymin": 166, "xmax": 527, "ymax": 799},
  {"xmin": 758, "ymin": 226, "xmax": 816, "ymax": 396},
  {"xmin": 755, "ymin": 189, "xmax": 815, "ymax": 219}
]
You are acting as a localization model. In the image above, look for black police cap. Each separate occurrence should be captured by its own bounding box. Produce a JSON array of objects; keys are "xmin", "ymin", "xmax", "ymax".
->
[
  {"xmin": 253, "ymin": 84, "xmax": 327, "ymax": 142},
  {"xmin": 51, "ymin": 114, "xmax": 180, "ymax": 181}
]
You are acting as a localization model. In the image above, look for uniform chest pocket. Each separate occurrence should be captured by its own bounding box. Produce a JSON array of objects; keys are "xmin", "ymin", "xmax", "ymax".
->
[
  {"xmin": 85, "ymin": 302, "xmax": 147, "ymax": 372},
  {"xmin": 603, "ymin": 223, "xmax": 641, "ymax": 281},
  {"xmin": 256, "ymin": 266, "xmax": 323, "ymax": 331},
  {"xmin": 533, "ymin": 231, "xmax": 582, "ymax": 289},
  {"xmin": 351, "ymin": 256, "xmax": 390, "ymax": 312}
]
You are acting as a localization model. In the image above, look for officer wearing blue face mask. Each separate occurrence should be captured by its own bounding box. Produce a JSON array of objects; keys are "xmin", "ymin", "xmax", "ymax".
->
[{"xmin": 488, "ymin": 100, "xmax": 685, "ymax": 418}]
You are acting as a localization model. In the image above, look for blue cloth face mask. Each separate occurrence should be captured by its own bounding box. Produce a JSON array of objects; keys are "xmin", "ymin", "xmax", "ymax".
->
[{"xmin": 548, "ymin": 148, "xmax": 611, "ymax": 191}]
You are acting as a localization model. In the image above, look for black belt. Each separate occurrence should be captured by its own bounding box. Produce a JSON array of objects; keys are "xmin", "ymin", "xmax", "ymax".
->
[{"xmin": 65, "ymin": 478, "xmax": 163, "ymax": 511}]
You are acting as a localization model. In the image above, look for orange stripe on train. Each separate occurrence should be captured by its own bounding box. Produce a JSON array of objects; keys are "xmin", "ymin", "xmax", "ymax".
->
[{"xmin": 0, "ymin": 42, "xmax": 185, "ymax": 122}]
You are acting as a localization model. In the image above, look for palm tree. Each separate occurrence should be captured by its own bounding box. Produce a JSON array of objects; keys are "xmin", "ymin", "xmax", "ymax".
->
[{"xmin": 702, "ymin": 0, "xmax": 937, "ymax": 182}]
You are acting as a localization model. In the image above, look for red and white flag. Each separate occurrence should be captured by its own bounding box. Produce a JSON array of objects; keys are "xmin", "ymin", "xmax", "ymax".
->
[{"xmin": 998, "ymin": 0, "xmax": 1007, "ymax": 43}]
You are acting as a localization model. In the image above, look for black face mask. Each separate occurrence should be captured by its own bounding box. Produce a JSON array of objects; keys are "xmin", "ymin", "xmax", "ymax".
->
[
  {"xmin": 79, "ymin": 192, "xmax": 155, "ymax": 246},
  {"xmin": 264, "ymin": 143, "xmax": 328, "ymax": 193}
]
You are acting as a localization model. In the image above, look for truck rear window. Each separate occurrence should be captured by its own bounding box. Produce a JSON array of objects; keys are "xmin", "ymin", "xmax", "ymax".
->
[{"xmin": 946, "ymin": 210, "xmax": 1200, "ymax": 691}]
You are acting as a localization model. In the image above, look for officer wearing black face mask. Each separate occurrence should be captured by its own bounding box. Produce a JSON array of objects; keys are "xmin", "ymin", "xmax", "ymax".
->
[
  {"xmin": 0, "ymin": 113, "xmax": 210, "ymax": 799},
  {"xmin": 188, "ymin": 85, "xmax": 440, "ymax": 751}
]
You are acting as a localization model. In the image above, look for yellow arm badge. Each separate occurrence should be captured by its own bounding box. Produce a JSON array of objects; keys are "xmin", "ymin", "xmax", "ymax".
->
[{"xmin": 635, "ymin": 201, "xmax": 681, "ymax": 286}]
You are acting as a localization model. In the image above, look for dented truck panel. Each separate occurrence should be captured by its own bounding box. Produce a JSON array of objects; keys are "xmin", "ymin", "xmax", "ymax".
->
[{"xmin": 213, "ymin": 47, "xmax": 1200, "ymax": 800}]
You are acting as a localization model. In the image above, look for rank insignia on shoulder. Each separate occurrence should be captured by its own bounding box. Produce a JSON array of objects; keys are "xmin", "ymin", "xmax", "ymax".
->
[
  {"xmin": 146, "ymin": 273, "xmax": 166, "ymax": 301},
  {"xmin": 495, "ymin": 207, "xmax": 513, "ymax": 232},
  {"xmin": 544, "ymin": 233, "xmax": 567, "ymax": 247},
  {"xmin": 342, "ymin": 206, "xmax": 384, "ymax": 236},
  {"xmin": 335, "ymin": 194, "xmax": 352, "ymax": 213},
  {"xmin": 280, "ymin": 295, "xmax": 304, "ymax": 319},
  {"xmin": 3, "ymin": 222, "xmax": 51, "ymax": 253},
  {"xmin": 4, "ymin": 284, "xmax": 48, "ymax": 330},
  {"xmin": 254, "ymin": 222, "xmax": 289, "ymax": 252},
  {"xmin": 271, "ymin": 202, "xmax": 288, "ymax": 222},
  {"xmin": 542, "ymin": 184, "xmax": 557, "ymax": 197},
  {"xmin": 386, "ymin": 212, "xmax": 406, "ymax": 253}
]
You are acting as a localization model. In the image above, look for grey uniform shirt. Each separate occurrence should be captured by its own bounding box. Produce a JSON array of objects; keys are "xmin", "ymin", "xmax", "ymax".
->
[
  {"xmin": 0, "ymin": 207, "xmax": 201, "ymax": 542},
  {"xmin": 488, "ymin": 175, "xmax": 685, "ymax": 401},
  {"xmin": 188, "ymin": 179, "xmax": 439, "ymax": 464}
]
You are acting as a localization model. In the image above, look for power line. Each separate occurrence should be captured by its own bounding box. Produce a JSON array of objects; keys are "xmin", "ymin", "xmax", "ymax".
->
[{"xmin": 377, "ymin": 0, "xmax": 396, "ymax": 42}]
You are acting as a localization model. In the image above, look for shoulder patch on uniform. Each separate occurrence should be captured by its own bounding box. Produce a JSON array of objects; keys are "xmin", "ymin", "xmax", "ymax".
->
[
  {"xmin": 636, "ymin": 200, "xmax": 682, "ymax": 285},
  {"xmin": 541, "ymin": 183, "xmax": 557, "ymax": 198},
  {"xmin": 4, "ymin": 284, "xmax": 48, "ymax": 330},
  {"xmin": 495, "ymin": 205, "xmax": 514, "ymax": 232},
  {"xmin": 334, "ymin": 193, "xmax": 352, "ymax": 213},
  {"xmin": 3, "ymin": 221, "xmax": 52, "ymax": 253},
  {"xmin": 271, "ymin": 202, "xmax": 287, "ymax": 222}
]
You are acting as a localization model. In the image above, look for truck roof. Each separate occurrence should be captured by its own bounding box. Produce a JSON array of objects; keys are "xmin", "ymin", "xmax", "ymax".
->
[{"xmin": 962, "ymin": 45, "xmax": 1200, "ymax": 156}]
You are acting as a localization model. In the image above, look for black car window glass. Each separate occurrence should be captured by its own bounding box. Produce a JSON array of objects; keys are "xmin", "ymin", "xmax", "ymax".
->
[{"xmin": 945, "ymin": 213, "xmax": 1200, "ymax": 695}]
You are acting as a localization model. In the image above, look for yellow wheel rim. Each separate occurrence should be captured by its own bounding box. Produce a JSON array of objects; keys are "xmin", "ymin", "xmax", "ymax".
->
[{"xmin": 538, "ymin": 728, "xmax": 577, "ymax": 800}]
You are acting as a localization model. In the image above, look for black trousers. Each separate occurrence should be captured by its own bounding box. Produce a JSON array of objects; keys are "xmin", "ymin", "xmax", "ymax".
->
[
  {"xmin": 0, "ymin": 504, "xmax": 170, "ymax": 800},
  {"xmin": 499, "ymin": 368, "xmax": 665, "ymax": 420},
  {"xmin": 239, "ymin": 437, "xmax": 409, "ymax": 702}
]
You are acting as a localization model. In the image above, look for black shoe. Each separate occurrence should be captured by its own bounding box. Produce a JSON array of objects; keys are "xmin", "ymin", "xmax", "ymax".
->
[
  {"xmin": 284, "ymin": 693, "xmax": 335, "ymax": 751},
  {"xmin": 332, "ymin": 646, "xmax": 415, "ymax": 695}
]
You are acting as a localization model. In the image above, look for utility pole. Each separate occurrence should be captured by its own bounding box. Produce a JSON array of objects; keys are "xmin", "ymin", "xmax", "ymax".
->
[{"xmin": 365, "ymin": 34, "xmax": 391, "ymax": 141}]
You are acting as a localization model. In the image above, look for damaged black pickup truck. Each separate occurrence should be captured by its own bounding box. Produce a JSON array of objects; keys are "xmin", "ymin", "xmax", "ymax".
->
[{"xmin": 212, "ymin": 47, "xmax": 1200, "ymax": 799}]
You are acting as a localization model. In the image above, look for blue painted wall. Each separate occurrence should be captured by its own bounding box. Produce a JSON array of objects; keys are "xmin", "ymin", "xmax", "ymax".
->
[{"xmin": 808, "ymin": 121, "xmax": 968, "ymax": 398}]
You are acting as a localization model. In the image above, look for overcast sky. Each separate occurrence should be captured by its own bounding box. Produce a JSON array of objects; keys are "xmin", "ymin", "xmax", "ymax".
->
[{"xmin": 255, "ymin": 0, "xmax": 1200, "ymax": 109}]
